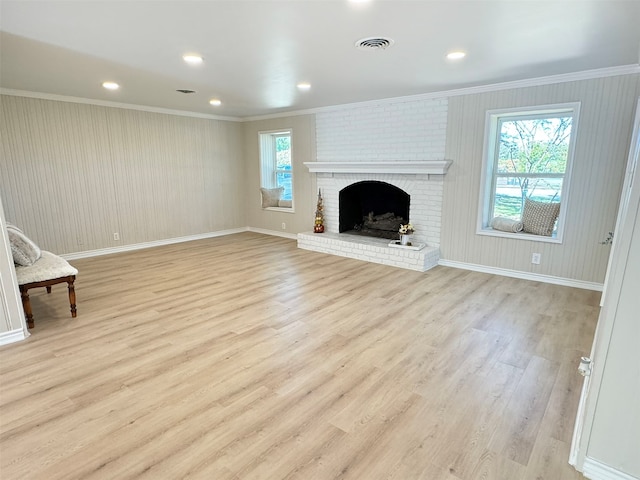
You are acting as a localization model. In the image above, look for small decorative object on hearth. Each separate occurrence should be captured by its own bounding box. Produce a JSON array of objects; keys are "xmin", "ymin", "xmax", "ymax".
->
[
  {"xmin": 313, "ymin": 189, "xmax": 325, "ymax": 233},
  {"xmin": 398, "ymin": 223, "xmax": 414, "ymax": 245}
]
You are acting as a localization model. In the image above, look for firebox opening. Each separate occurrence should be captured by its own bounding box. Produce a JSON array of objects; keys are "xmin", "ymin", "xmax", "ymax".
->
[{"xmin": 339, "ymin": 181, "xmax": 410, "ymax": 240}]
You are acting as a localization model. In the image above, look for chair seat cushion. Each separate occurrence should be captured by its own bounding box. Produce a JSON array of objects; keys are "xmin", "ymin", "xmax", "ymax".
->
[{"xmin": 15, "ymin": 251, "xmax": 78, "ymax": 285}]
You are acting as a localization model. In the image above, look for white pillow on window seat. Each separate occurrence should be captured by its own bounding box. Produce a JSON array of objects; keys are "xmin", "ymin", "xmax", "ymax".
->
[
  {"xmin": 260, "ymin": 187, "xmax": 284, "ymax": 208},
  {"xmin": 278, "ymin": 199, "xmax": 292, "ymax": 208},
  {"xmin": 491, "ymin": 216, "xmax": 524, "ymax": 233}
]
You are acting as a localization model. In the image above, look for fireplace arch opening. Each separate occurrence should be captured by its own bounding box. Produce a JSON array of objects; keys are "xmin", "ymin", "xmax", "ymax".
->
[{"xmin": 339, "ymin": 181, "xmax": 410, "ymax": 240}]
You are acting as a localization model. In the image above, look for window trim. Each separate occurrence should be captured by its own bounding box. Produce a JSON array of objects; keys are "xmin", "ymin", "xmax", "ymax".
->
[
  {"xmin": 476, "ymin": 102, "xmax": 581, "ymax": 244},
  {"xmin": 259, "ymin": 128, "xmax": 294, "ymax": 211}
]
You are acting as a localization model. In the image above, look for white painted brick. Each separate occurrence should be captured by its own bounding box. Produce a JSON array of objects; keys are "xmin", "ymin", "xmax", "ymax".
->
[
  {"xmin": 298, "ymin": 233, "xmax": 439, "ymax": 272},
  {"xmin": 313, "ymin": 95, "xmax": 447, "ymax": 266},
  {"xmin": 316, "ymin": 98, "xmax": 448, "ymax": 162}
]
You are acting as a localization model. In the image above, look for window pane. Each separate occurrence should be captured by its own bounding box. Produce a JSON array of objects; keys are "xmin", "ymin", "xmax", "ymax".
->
[
  {"xmin": 276, "ymin": 135, "xmax": 291, "ymax": 170},
  {"xmin": 276, "ymin": 171, "xmax": 293, "ymax": 200},
  {"xmin": 497, "ymin": 117, "xmax": 572, "ymax": 175},
  {"xmin": 493, "ymin": 176, "xmax": 563, "ymax": 220},
  {"xmin": 260, "ymin": 130, "xmax": 293, "ymax": 207}
]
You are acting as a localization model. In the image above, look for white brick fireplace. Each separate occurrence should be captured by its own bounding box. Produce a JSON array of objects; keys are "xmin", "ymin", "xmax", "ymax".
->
[
  {"xmin": 298, "ymin": 96, "xmax": 450, "ymax": 271},
  {"xmin": 298, "ymin": 161, "xmax": 450, "ymax": 271}
]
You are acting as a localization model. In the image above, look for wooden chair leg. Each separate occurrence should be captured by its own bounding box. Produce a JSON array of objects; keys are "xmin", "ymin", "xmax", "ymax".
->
[
  {"xmin": 20, "ymin": 287, "xmax": 34, "ymax": 329},
  {"xmin": 67, "ymin": 277, "xmax": 77, "ymax": 318},
  {"xmin": 46, "ymin": 286, "xmax": 52, "ymax": 294}
]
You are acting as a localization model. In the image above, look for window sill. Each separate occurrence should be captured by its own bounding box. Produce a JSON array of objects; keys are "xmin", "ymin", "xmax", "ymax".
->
[
  {"xmin": 263, "ymin": 207, "xmax": 296, "ymax": 214},
  {"xmin": 476, "ymin": 228, "xmax": 562, "ymax": 244}
]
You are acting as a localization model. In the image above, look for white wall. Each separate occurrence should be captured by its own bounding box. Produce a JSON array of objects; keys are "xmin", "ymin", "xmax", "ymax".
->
[
  {"xmin": 441, "ymin": 74, "xmax": 640, "ymax": 284},
  {"xmin": 316, "ymin": 98, "xmax": 447, "ymax": 161},
  {"xmin": 586, "ymin": 200, "xmax": 640, "ymax": 477},
  {"xmin": 244, "ymin": 114, "xmax": 317, "ymax": 235},
  {"xmin": 578, "ymin": 97, "xmax": 640, "ymax": 479},
  {"xmin": 0, "ymin": 95, "xmax": 246, "ymax": 255}
]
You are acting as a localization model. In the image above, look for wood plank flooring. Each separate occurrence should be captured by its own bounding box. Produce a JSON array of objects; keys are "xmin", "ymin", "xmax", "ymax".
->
[{"xmin": 0, "ymin": 232, "xmax": 600, "ymax": 479}]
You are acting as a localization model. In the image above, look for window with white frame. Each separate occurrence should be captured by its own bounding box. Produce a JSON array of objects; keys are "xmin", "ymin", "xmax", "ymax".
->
[
  {"xmin": 259, "ymin": 129, "xmax": 293, "ymax": 209},
  {"xmin": 478, "ymin": 103, "xmax": 580, "ymax": 242}
]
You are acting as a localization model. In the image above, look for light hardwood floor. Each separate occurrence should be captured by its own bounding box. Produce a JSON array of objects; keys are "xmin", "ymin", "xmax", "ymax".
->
[{"xmin": 0, "ymin": 233, "xmax": 599, "ymax": 479}]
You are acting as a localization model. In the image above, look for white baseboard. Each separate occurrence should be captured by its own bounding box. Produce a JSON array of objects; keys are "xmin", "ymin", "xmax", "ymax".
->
[
  {"xmin": 0, "ymin": 328, "xmax": 29, "ymax": 346},
  {"xmin": 61, "ymin": 228, "xmax": 249, "ymax": 260},
  {"xmin": 583, "ymin": 457, "xmax": 639, "ymax": 480},
  {"xmin": 247, "ymin": 227, "xmax": 298, "ymax": 240},
  {"xmin": 438, "ymin": 259, "xmax": 603, "ymax": 291}
]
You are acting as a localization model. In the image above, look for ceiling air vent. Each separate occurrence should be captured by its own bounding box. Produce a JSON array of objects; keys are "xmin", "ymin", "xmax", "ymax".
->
[
  {"xmin": 176, "ymin": 89, "xmax": 196, "ymax": 94},
  {"xmin": 355, "ymin": 37, "xmax": 394, "ymax": 51}
]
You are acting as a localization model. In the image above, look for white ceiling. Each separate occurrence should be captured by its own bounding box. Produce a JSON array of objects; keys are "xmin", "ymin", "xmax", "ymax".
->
[{"xmin": 1, "ymin": 1, "xmax": 639, "ymax": 119}]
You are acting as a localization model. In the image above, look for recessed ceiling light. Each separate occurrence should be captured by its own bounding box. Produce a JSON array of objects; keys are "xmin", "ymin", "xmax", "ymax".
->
[
  {"xmin": 297, "ymin": 82, "xmax": 311, "ymax": 91},
  {"xmin": 209, "ymin": 98, "xmax": 222, "ymax": 106},
  {"xmin": 102, "ymin": 81, "xmax": 119, "ymax": 90},
  {"xmin": 183, "ymin": 54, "xmax": 204, "ymax": 65},
  {"xmin": 446, "ymin": 51, "xmax": 467, "ymax": 60}
]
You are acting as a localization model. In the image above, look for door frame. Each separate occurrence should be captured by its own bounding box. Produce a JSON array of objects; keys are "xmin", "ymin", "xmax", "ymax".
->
[
  {"xmin": 570, "ymin": 97, "xmax": 640, "ymax": 470},
  {"xmin": 0, "ymin": 195, "xmax": 30, "ymax": 343}
]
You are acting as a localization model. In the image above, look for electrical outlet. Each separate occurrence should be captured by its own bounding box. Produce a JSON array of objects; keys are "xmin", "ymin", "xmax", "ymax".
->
[
  {"xmin": 113, "ymin": 232, "xmax": 120, "ymax": 241},
  {"xmin": 281, "ymin": 222, "xmax": 286, "ymax": 230},
  {"xmin": 531, "ymin": 253, "xmax": 541, "ymax": 265}
]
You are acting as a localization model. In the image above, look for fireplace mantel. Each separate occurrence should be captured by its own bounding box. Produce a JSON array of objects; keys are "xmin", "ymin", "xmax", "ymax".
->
[{"xmin": 304, "ymin": 160, "xmax": 451, "ymax": 175}]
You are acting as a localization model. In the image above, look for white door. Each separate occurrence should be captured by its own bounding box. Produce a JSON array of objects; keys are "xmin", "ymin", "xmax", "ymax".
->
[{"xmin": 570, "ymin": 97, "xmax": 640, "ymax": 471}]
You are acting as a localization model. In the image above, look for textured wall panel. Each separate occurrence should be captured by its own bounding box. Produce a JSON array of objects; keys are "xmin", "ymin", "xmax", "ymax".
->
[
  {"xmin": 441, "ymin": 75, "xmax": 640, "ymax": 283},
  {"xmin": 244, "ymin": 115, "xmax": 317, "ymax": 235},
  {"xmin": 0, "ymin": 96, "xmax": 245, "ymax": 254}
]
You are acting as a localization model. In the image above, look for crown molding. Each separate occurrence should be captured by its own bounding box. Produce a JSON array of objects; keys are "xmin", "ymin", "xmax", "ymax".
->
[
  {"xmin": 2, "ymin": 64, "xmax": 638, "ymax": 122},
  {"xmin": 0, "ymin": 88, "xmax": 243, "ymax": 122}
]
